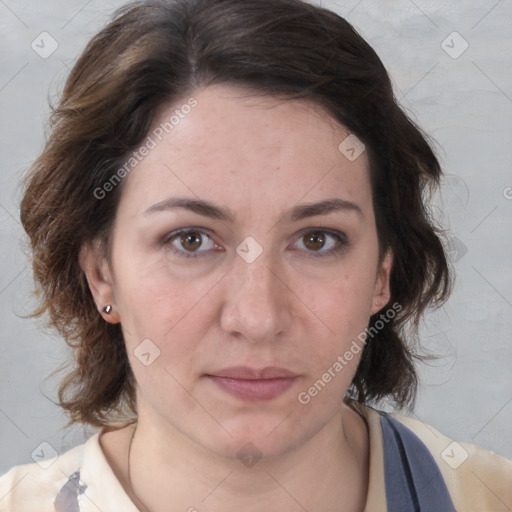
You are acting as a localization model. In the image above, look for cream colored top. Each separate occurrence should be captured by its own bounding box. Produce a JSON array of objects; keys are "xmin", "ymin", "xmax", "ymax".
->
[{"xmin": 0, "ymin": 403, "xmax": 511, "ymax": 511}]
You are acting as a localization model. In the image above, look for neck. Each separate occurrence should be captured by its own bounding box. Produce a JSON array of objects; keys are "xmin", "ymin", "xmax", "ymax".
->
[{"xmin": 125, "ymin": 400, "xmax": 369, "ymax": 512}]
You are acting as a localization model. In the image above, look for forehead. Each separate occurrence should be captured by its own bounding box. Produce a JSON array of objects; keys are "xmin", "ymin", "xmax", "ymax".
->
[{"xmin": 117, "ymin": 84, "xmax": 373, "ymax": 218}]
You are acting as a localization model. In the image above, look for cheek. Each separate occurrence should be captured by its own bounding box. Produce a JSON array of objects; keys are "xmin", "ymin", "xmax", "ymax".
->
[
  {"xmin": 117, "ymin": 262, "xmax": 214, "ymax": 397},
  {"xmin": 113, "ymin": 254, "xmax": 216, "ymax": 346},
  {"xmin": 298, "ymin": 264, "xmax": 377, "ymax": 377},
  {"xmin": 302, "ymin": 261, "xmax": 377, "ymax": 332}
]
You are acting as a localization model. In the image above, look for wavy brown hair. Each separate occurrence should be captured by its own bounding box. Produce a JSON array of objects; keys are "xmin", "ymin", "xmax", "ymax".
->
[{"xmin": 20, "ymin": 0, "xmax": 451, "ymax": 427}]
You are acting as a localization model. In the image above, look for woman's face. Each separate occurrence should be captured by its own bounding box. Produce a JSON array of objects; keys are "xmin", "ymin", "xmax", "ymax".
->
[{"xmin": 84, "ymin": 84, "xmax": 392, "ymax": 460}]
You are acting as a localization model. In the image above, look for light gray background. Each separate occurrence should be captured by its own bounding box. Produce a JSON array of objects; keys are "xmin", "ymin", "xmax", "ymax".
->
[{"xmin": 1, "ymin": 0, "xmax": 511, "ymax": 475}]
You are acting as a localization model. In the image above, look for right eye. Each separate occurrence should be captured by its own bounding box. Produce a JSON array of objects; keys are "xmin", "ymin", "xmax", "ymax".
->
[{"xmin": 164, "ymin": 228, "xmax": 221, "ymax": 259}]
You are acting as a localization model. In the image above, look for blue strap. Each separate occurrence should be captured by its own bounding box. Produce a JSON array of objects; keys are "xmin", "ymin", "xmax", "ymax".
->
[{"xmin": 381, "ymin": 413, "xmax": 456, "ymax": 512}]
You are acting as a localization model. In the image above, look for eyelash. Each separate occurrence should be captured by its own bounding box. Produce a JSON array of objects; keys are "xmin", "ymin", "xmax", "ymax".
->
[{"xmin": 162, "ymin": 228, "xmax": 349, "ymax": 260}]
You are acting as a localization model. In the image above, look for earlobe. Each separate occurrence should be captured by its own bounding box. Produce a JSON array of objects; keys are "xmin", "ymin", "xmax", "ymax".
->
[
  {"xmin": 79, "ymin": 241, "xmax": 120, "ymax": 324},
  {"xmin": 371, "ymin": 249, "xmax": 393, "ymax": 315}
]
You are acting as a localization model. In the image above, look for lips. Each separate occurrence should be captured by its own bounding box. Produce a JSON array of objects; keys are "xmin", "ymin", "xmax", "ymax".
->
[
  {"xmin": 208, "ymin": 366, "xmax": 299, "ymax": 380},
  {"xmin": 205, "ymin": 366, "xmax": 299, "ymax": 401}
]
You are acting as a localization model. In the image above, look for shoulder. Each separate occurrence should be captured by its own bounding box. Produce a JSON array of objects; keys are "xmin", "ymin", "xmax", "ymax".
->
[
  {"xmin": 0, "ymin": 435, "xmax": 93, "ymax": 512},
  {"xmin": 391, "ymin": 412, "xmax": 512, "ymax": 512}
]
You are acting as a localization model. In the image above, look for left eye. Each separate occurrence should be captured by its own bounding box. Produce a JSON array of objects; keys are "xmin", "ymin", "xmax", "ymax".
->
[
  {"xmin": 164, "ymin": 228, "xmax": 348, "ymax": 259},
  {"xmin": 293, "ymin": 230, "xmax": 348, "ymax": 258}
]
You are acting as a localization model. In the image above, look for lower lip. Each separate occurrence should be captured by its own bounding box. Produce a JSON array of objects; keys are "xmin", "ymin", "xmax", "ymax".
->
[{"xmin": 206, "ymin": 376, "xmax": 298, "ymax": 401}]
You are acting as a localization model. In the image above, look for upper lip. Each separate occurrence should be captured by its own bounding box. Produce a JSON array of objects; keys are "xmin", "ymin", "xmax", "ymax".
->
[{"xmin": 207, "ymin": 366, "xmax": 299, "ymax": 380}]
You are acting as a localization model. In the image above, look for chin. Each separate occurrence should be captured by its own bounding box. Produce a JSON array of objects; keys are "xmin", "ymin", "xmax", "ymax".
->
[{"xmin": 196, "ymin": 413, "xmax": 311, "ymax": 463}]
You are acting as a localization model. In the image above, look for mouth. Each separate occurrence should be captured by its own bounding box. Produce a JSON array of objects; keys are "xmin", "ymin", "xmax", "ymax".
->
[{"xmin": 204, "ymin": 366, "xmax": 300, "ymax": 401}]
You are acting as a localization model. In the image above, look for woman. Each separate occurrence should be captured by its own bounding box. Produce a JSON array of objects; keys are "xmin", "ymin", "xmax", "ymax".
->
[{"xmin": 1, "ymin": 0, "xmax": 510, "ymax": 510}]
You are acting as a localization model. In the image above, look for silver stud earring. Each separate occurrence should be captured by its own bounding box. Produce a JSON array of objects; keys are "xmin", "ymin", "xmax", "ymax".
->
[{"xmin": 103, "ymin": 305, "xmax": 112, "ymax": 314}]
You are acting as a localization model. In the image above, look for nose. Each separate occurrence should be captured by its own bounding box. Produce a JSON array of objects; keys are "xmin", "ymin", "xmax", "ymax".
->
[{"xmin": 220, "ymin": 249, "xmax": 294, "ymax": 343}]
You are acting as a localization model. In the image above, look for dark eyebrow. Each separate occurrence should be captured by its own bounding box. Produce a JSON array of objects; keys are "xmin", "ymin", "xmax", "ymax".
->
[
  {"xmin": 144, "ymin": 197, "xmax": 363, "ymax": 222},
  {"xmin": 286, "ymin": 198, "xmax": 363, "ymax": 222}
]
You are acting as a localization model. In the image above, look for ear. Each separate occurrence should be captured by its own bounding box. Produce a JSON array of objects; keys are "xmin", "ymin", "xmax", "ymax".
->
[
  {"xmin": 79, "ymin": 240, "xmax": 120, "ymax": 324},
  {"xmin": 370, "ymin": 248, "xmax": 393, "ymax": 316}
]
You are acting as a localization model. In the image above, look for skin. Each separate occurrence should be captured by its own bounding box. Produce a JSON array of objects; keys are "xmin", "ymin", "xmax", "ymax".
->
[{"xmin": 81, "ymin": 84, "xmax": 393, "ymax": 512}]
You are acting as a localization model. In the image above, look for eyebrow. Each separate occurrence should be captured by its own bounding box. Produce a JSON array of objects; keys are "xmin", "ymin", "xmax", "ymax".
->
[{"xmin": 144, "ymin": 197, "xmax": 363, "ymax": 222}]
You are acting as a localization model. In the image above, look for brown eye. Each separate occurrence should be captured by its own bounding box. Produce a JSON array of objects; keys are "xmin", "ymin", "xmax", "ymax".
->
[
  {"xmin": 180, "ymin": 232, "xmax": 203, "ymax": 252},
  {"xmin": 294, "ymin": 230, "xmax": 349, "ymax": 258},
  {"xmin": 164, "ymin": 229, "xmax": 218, "ymax": 259},
  {"xmin": 303, "ymin": 232, "xmax": 326, "ymax": 251}
]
